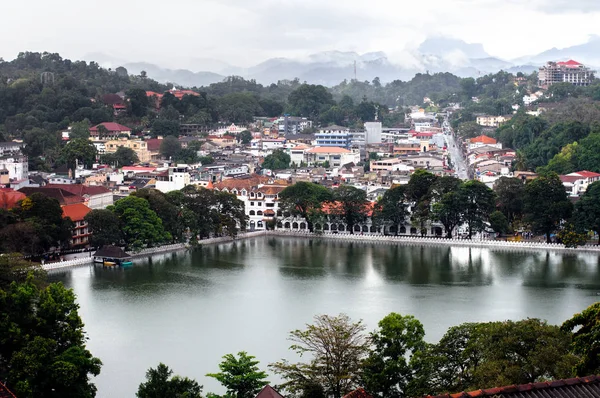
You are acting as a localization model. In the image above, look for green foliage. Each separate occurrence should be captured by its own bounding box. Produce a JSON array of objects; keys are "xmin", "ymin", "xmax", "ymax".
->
[
  {"xmin": 362, "ymin": 313, "xmax": 427, "ymax": 398},
  {"xmin": 332, "ymin": 185, "xmax": 369, "ymax": 234},
  {"xmin": 459, "ymin": 180, "xmax": 496, "ymax": 239},
  {"xmin": 199, "ymin": 156, "xmax": 215, "ymax": 165},
  {"xmin": 207, "ymin": 352, "xmax": 269, "ymax": 398},
  {"xmin": 0, "ymin": 277, "xmax": 102, "ymax": 397},
  {"xmin": 137, "ymin": 363, "xmax": 203, "ymax": 398},
  {"xmin": 59, "ymin": 138, "xmax": 97, "ymax": 171},
  {"xmin": 269, "ymin": 314, "xmax": 368, "ymax": 398},
  {"xmin": 152, "ymin": 119, "xmax": 180, "ymax": 137},
  {"xmin": 494, "ymin": 177, "xmax": 524, "ymax": 223},
  {"xmin": 557, "ymin": 223, "xmax": 588, "ymax": 248},
  {"xmin": 262, "ymin": 149, "xmax": 290, "ymax": 170},
  {"xmin": 278, "ymin": 182, "xmax": 333, "ymax": 232},
  {"xmin": 69, "ymin": 120, "xmax": 91, "ymax": 140},
  {"xmin": 238, "ymin": 130, "xmax": 253, "ymax": 145},
  {"xmin": 456, "ymin": 121, "xmax": 482, "ymax": 139},
  {"xmin": 523, "ymin": 173, "xmax": 572, "ymax": 243},
  {"xmin": 217, "ymin": 93, "xmax": 263, "ymax": 124},
  {"xmin": 102, "ymin": 146, "xmax": 139, "ymax": 167},
  {"xmin": 562, "ymin": 302, "xmax": 600, "ymax": 376},
  {"xmin": 288, "ymin": 84, "xmax": 335, "ymax": 119},
  {"xmin": 0, "ymin": 253, "xmax": 46, "ymax": 289},
  {"xmin": 160, "ymin": 136, "xmax": 182, "ymax": 159},
  {"xmin": 109, "ymin": 196, "xmax": 171, "ymax": 250},
  {"xmin": 84, "ymin": 209, "xmax": 122, "ymax": 247},
  {"xmin": 373, "ymin": 186, "xmax": 409, "ymax": 235},
  {"xmin": 489, "ymin": 210, "xmax": 509, "ymax": 235},
  {"xmin": 432, "ymin": 191, "xmax": 462, "ymax": 238},
  {"xmin": 574, "ymin": 181, "xmax": 600, "ymax": 244}
]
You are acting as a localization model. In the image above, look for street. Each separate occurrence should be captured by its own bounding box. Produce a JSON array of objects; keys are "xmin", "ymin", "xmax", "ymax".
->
[{"xmin": 443, "ymin": 120, "xmax": 469, "ymax": 180}]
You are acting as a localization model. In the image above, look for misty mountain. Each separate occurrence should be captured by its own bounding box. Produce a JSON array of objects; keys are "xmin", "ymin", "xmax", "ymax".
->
[{"xmin": 81, "ymin": 36, "xmax": 600, "ymax": 88}]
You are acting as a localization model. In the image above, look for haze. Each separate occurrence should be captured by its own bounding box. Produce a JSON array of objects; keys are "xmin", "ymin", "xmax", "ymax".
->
[{"xmin": 2, "ymin": 0, "xmax": 600, "ymax": 69}]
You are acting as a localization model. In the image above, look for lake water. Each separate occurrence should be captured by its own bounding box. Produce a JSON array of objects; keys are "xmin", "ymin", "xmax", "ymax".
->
[{"xmin": 49, "ymin": 237, "xmax": 600, "ymax": 397}]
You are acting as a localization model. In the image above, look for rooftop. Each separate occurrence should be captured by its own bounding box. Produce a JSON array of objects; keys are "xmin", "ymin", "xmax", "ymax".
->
[
  {"xmin": 62, "ymin": 203, "xmax": 92, "ymax": 221},
  {"xmin": 90, "ymin": 122, "xmax": 131, "ymax": 132},
  {"xmin": 427, "ymin": 375, "xmax": 600, "ymax": 398},
  {"xmin": 306, "ymin": 147, "xmax": 351, "ymax": 154}
]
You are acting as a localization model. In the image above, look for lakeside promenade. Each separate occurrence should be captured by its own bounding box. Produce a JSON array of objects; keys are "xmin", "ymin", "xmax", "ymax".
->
[{"xmin": 43, "ymin": 230, "xmax": 600, "ymax": 272}]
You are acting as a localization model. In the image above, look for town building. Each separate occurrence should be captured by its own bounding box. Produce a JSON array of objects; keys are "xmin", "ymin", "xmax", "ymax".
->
[
  {"xmin": 538, "ymin": 60, "xmax": 595, "ymax": 88},
  {"xmin": 468, "ymin": 135, "xmax": 502, "ymax": 150},
  {"xmin": 155, "ymin": 166, "xmax": 191, "ymax": 193},
  {"xmin": 304, "ymin": 147, "xmax": 360, "ymax": 167},
  {"xmin": 475, "ymin": 115, "xmax": 511, "ymax": 127},
  {"xmin": 370, "ymin": 158, "xmax": 415, "ymax": 173},
  {"xmin": 560, "ymin": 170, "xmax": 600, "ymax": 196},
  {"xmin": 104, "ymin": 138, "xmax": 151, "ymax": 163},
  {"xmin": 44, "ymin": 184, "xmax": 113, "ymax": 209},
  {"xmin": 90, "ymin": 122, "xmax": 132, "ymax": 140},
  {"xmin": 62, "ymin": 203, "xmax": 92, "ymax": 248},
  {"xmin": 278, "ymin": 116, "xmax": 313, "ymax": 135},
  {"xmin": 364, "ymin": 122, "xmax": 383, "ymax": 144},
  {"xmin": 0, "ymin": 188, "xmax": 26, "ymax": 210},
  {"xmin": 0, "ymin": 154, "xmax": 28, "ymax": 181},
  {"xmin": 315, "ymin": 125, "xmax": 352, "ymax": 149}
]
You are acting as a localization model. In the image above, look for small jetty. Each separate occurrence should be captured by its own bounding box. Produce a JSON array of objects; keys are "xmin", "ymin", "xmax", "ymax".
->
[{"xmin": 93, "ymin": 245, "xmax": 133, "ymax": 267}]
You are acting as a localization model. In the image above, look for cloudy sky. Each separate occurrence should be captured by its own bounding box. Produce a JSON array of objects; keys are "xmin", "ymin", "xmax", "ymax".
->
[{"xmin": 2, "ymin": 0, "xmax": 599, "ymax": 68}]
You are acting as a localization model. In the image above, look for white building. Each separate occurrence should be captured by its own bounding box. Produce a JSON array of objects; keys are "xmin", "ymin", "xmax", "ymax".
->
[
  {"xmin": 0, "ymin": 155, "xmax": 28, "ymax": 181},
  {"xmin": 304, "ymin": 147, "xmax": 360, "ymax": 167},
  {"xmin": 155, "ymin": 166, "xmax": 191, "ymax": 193},
  {"xmin": 364, "ymin": 122, "xmax": 383, "ymax": 144}
]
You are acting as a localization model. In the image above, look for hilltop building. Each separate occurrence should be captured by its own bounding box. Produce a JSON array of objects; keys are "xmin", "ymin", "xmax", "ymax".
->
[{"xmin": 538, "ymin": 60, "xmax": 595, "ymax": 88}]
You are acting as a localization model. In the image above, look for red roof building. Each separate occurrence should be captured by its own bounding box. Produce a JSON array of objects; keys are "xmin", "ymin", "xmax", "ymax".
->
[
  {"xmin": 18, "ymin": 187, "xmax": 85, "ymax": 206},
  {"xmin": 427, "ymin": 375, "xmax": 600, "ymax": 398},
  {"xmin": 62, "ymin": 203, "xmax": 92, "ymax": 247},
  {"xmin": 90, "ymin": 122, "xmax": 132, "ymax": 140},
  {"xmin": 0, "ymin": 188, "xmax": 26, "ymax": 210},
  {"xmin": 470, "ymin": 135, "xmax": 497, "ymax": 145},
  {"xmin": 255, "ymin": 385, "xmax": 285, "ymax": 398}
]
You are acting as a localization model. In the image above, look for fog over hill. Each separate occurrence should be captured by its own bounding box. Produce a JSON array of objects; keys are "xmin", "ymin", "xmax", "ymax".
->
[{"xmin": 84, "ymin": 36, "xmax": 600, "ymax": 88}]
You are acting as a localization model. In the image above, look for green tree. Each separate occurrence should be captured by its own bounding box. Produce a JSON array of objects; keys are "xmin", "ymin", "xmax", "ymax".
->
[
  {"xmin": 109, "ymin": 196, "xmax": 171, "ymax": 250},
  {"xmin": 523, "ymin": 173, "xmax": 572, "ymax": 243},
  {"xmin": 489, "ymin": 210, "xmax": 509, "ymax": 235},
  {"xmin": 332, "ymin": 185, "xmax": 369, "ymax": 234},
  {"xmin": 160, "ymin": 136, "xmax": 182, "ymax": 160},
  {"xmin": 0, "ymin": 277, "xmax": 102, "ymax": 397},
  {"xmin": 362, "ymin": 313, "xmax": 427, "ymax": 398},
  {"xmin": 432, "ymin": 191, "xmax": 463, "ymax": 238},
  {"xmin": 0, "ymin": 253, "xmax": 46, "ymax": 289},
  {"xmin": 373, "ymin": 186, "xmax": 409, "ymax": 235},
  {"xmin": 562, "ymin": 302, "xmax": 600, "ymax": 376},
  {"xmin": 217, "ymin": 93, "xmax": 263, "ymax": 124},
  {"xmin": 207, "ymin": 352, "xmax": 269, "ymax": 398},
  {"xmin": 238, "ymin": 130, "xmax": 253, "ymax": 145},
  {"xmin": 574, "ymin": 181, "xmax": 600, "ymax": 244},
  {"xmin": 127, "ymin": 88, "xmax": 150, "ymax": 117},
  {"xmin": 114, "ymin": 146, "xmax": 139, "ymax": 166},
  {"xmin": 494, "ymin": 177, "xmax": 524, "ymax": 223},
  {"xmin": 459, "ymin": 180, "xmax": 496, "ymax": 239},
  {"xmin": 270, "ymin": 314, "xmax": 368, "ymax": 398},
  {"xmin": 60, "ymin": 138, "xmax": 97, "ymax": 171},
  {"xmin": 262, "ymin": 149, "xmax": 290, "ymax": 170},
  {"xmin": 557, "ymin": 223, "xmax": 588, "ymax": 248},
  {"xmin": 288, "ymin": 84, "xmax": 335, "ymax": 119},
  {"xmin": 278, "ymin": 182, "xmax": 333, "ymax": 232},
  {"xmin": 69, "ymin": 120, "xmax": 91, "ymax": 140},
  {"xmin": 575, "ymin": 132, "xmax": 600, "ymax": 173},
  {"xmin": 84, "ymin": 209, "xmax": 123, "ymax": 247},
  {"xmin": 137, "ymin": 363, "xmax": 203, "ymax": 398}
]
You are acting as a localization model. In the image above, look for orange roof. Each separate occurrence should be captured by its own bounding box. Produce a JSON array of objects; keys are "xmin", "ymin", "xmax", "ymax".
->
[
  {"xmin": 0, "ymin": 189, "xmax": 26, "ymax": 210},
  {"xmin": 322, "ymin": 200, "xmax": 375, "ymax": 217},
  {"xmin": 306, "ymin": 147, "xmax": 351, "ymax": 154},
  {"xmin": 206, "ymin": 180, "xmax": 214, "ymax": 190},
  {"xmin": 470, "ymin": 135, "xmax": 497, "ymax": 145},
  {"xmin": 62, "ymin": 203, "xmax": 92, "ymax": 221}
]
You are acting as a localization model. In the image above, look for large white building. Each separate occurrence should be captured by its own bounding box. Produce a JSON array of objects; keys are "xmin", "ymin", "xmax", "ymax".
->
[
  {"xmin": 155, "ymin": 166, "xmax": 191, "ymax": 193},
  {"xmin": 304, "ymin": 147, "xmax": 360, "ymax": 167},
  {"xmin": 538, "ymin": 60, "xmax": 595, "ymax": 88}
]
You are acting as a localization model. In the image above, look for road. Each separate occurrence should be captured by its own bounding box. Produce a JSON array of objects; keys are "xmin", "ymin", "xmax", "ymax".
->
[{"xmin": 443, "ymin": 120, "xmax": 469, "ymax": 180}]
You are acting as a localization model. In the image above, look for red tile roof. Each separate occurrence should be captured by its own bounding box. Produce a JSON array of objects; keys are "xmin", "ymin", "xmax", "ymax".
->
[
  {"xmin": 44, "ymin": 184, "xmax": 110, "ymax": 197},
  {"xmin": 90, "ymin": 122, "xmax": 131, "ymax": 133},
  {"xmin": 570, "ymin": 170, "xmax": 600, "ymax": 178},
  {"xmin": 62, "ymin": 203, "xmax": 92, "ymax": 221},
  {"xmin": 255, "ymin": 385, "xmax": 285, "ymax": 398},
  {"xmin": 343, "ymin": 388, "xmax": 373, "ymax": 398},
  {"xmin": 557, "ymin": 60, "xmax": 582, "ymax": 67},
  {"xmin": 0, "ymin": 189, "xmax": 26, "ymax": 210},
  {"xmin": 427, "ymin": 375, "xmax": 600, "ymax": 398},
  {"xmin": 145, "ymin": 138, "xmax": 163, "ymax": 152},
  {"xmin": 470, "ymin": 135, "xmax": 497, "ymax": 145},
  {"xmin": 18, "ymin": 187, "xmax": 84, "ymax": 206}
]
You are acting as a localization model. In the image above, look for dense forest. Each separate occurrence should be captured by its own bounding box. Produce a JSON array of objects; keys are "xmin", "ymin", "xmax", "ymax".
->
[{"xmin": 3, "ymin": 51, "xmax": 600, "ymax": 173}]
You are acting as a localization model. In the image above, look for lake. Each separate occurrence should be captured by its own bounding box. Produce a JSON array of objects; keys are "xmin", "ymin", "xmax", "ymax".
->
[{"xmin": 49, "ymin": 237, "xmax": 600, "ymax": 397}]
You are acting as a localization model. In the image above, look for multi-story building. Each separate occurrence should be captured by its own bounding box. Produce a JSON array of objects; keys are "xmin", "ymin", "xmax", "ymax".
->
[
  {"xmin": 104, "ymin": 138, "xmax": 151, "ymax": 163},
  {"xmin": 62, "ymin": 203, "xmax": 92, "ymax": 248},
  {"xmin": 304, "ymin": 147, "xmax": 360, "ymax": 167},
  {"xmin": 0, "ymin": 154, "xmax": 28, "ymax": 181},
  {"xmin": 475, "ymin": 115, "xmax": 511, "ymax": 128},
  {"xmin": 155, "ymin": 166, "xmax": 191, "ymax": 193},
  {"xmin": 89, "ymin": 122, "xmax": 132, "ymax": 141},
  {"xmin": 315, "ymin": 125, "xmax": 352, "ymax": 149},
  {"xmin": 278, "ymin": 116, "xmax": 312, "ymax": 135},
  {"xmin": 538, "ymin": 60, "xmax": 595, "ymax": 88}
]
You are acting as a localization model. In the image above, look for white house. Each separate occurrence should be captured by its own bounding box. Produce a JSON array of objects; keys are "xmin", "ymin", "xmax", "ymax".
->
[
  {"xmin": 0, "ymin": 155, "xmax": 28, "ymax": 180},
  {"xmin": 304, "ymin": 147, "xmax": 360, "ymax": 167},
  {"xmin": 155, "ymin": 166, "xmax": 191, "ymax": 193}
]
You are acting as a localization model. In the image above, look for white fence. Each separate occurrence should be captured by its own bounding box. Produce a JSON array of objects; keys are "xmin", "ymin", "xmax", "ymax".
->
[
  {"xmin": 268, "ymin": 230, "xmax": 600, "ymax": 253},
  {"xmin": 43, "ymin": 257, "xmax": 93, "ymax": 270}
]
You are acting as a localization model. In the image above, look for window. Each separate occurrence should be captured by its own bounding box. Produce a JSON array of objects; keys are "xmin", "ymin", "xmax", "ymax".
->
[
  {"xmin": 250, "ymin": 202, "xmax": 254, "ymax": 206},
  {"xmin": 257, "ymin": 211, "xmax": 263, "ymax": 216},
  {"xmin": 249, "ymin": 210, "xmax": 255, "ymax": 215},
  {"xmin": 266, "ymin": 203, "xmax": 275, "ymax": 208},
  {"xmin": 257, "ymin": 202, "xmax": 262, "ymax": 206}
]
